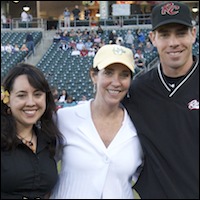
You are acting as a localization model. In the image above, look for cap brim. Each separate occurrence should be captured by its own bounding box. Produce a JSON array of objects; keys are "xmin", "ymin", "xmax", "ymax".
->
[
  {"xmin": 152, "ymin": 19, "xmax": 193, "ymax": 30},
  {"xmin": 97, "ymin": 57, "xmax": 134, "ymax": 72}
]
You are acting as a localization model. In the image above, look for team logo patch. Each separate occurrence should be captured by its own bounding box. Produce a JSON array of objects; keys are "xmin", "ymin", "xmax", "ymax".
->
[{"xmin": 188, "ymin": 99, "xmax": 199, "ymax": 110}]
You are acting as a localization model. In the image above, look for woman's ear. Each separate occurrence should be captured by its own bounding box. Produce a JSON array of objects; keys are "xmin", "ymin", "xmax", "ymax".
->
[{"xmin": 89, "ymin": 69, "xmax": 97, "ymax": 84}]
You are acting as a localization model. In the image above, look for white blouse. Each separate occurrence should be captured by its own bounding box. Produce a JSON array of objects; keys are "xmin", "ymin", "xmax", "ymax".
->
[{"xmin": 50, "ymin": 100, "xmax": 143, "ymax": 199}]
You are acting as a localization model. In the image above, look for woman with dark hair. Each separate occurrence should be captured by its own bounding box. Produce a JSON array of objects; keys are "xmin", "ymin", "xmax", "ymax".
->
[{"xmin": 1, "ymin": 63, "xmax": 63, "ymax": 199}]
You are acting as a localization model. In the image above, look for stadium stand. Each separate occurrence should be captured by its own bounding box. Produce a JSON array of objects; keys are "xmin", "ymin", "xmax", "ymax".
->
[
  {"xmin": 36, "ymin": 42, "xmax": 94, "ymax": 101},
  {"xmin": 37, "ymin": 27, "xmax": 199, "ymax": 101},
  {"xmin": 35, "ymin": 27, "xmax": 160, "ymax": 101},
  {"xmin": 1, "ymin": 31, "xmax": 42, "ymax": 79},
  {"xmin": 1, "ymin": 27, "xmax": 199, "ymax": 102}
]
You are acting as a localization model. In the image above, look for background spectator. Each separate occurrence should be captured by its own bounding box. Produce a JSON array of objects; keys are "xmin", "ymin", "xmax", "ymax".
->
[
  {"xmin": 109, "ymin": 30, "xmax": 118, "ymax": 44},
  {"xmin": 58, "ymin": 40, "xmax": 68, "ymax": 51},
  {"xmin": 63, "ymin": 7, "xmax": 70, "ymax": 27},
  {"xmin": 53, "ymin": 33, "xmax": 61, "ymax": 43},
  {"xmin": 72, "ymin": 5, "xmax": 80, "ymax": 21},
  {"xmin": 71, "ymin": 47, "xmax": 80, "ymax": 56},
  {"xmin": 58, "ymin": 89, "xmax": 68, "ymax": 103},
  {"xmin": 1, "ymin": 43, "xmax": 6, "ymax": 52},
  {"xmin": 76, "ymin": 39, "xmax": 85, "ymax": 51},
  {"xmin": 5, "ymin": 43, "xmax": 14, "ymax": 53},
  {"xmin": 84, "ymin": 6, "xmax": 90, "ymax": 20},
  {"xmin": 25, "ymin": 32, "xmax": 35, "ymax": 54},
  {"xmin": 13, "ymin": 44, "xmax": 20, "ymax": 52},
  {"xmin": 144, "ymin": 41, "xmax": 154, "ymax": 53},
  {"xmin": 88, "ymin": 47, "xmax": 95, "ymax": 57},
  {"xmin": 1, "ymin": 13, "xmax": 7, "ymax": 28},
  {"xmin": 124, "ymin": 30, "xmax": 135, "ymax": 49},
  {"xmin": 136, "ymin": 28, "xmax": 145, "ymax": 47},
  {"xmin": 50, "ymin": 86, "xmax": 59, "ymax": 103},
  {"xmin": 63, "ymin": 96, "xmax": 77, "ymax": 107},
  {"xmin": 20, "ymin": 43, "xmax": 29, "ymax": 51},
  {"xmin": 96, "ymin": 24, "xmax": 104, "ymax": 35},
  {"xmin": 21, "ymin": 10, "xmax": 28, "ymax": 22},
  {"xmin": 27, "ymin": 12, "xmax": 33, "ymax": 22},
  {"xmin": 116, "ymin": 36, "xmax": 124, "ymax": 46},
  {"xmin": 80, "ymin": 46, "xmax": 88, "ymax": 57},
  {"xmin": 6, "ymin": 15, "xmax": 12, "ymax": 29}
]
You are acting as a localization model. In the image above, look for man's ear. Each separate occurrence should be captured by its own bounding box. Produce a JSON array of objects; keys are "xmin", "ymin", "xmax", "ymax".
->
[{"xmin": 149, "ymin": 31, "xmax": 156, "ymax": 47}]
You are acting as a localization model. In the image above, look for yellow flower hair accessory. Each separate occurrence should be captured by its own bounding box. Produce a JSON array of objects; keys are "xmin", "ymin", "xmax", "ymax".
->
[{"xmin": 1, "ymin": 86, "xmax": 10, "ymax": 104}]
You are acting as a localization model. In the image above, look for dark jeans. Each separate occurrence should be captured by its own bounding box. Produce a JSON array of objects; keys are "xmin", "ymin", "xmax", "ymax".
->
[{"xmin": 26, "ymin": 41, "xmax": 35, "ymax": 54}]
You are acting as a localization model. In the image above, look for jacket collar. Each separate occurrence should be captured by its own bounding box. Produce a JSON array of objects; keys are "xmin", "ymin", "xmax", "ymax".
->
[{"xmin": 74, "ymin": 99, "xmax": 137, "ymax": 151}]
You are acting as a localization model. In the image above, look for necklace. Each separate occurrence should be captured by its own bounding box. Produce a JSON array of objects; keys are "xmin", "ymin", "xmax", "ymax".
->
[{"xmin": 17, "ymin": 131, "xmax": 34, "ymax": 149}]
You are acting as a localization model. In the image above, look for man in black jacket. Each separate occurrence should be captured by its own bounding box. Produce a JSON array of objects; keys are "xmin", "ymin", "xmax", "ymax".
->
[{"xmin": 122, "ymin": 1, "xmax": 199, "ymax": 199}]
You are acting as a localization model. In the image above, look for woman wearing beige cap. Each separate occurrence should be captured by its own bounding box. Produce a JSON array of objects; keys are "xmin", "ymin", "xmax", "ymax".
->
[{"xmin": 50, "ymin": 44, "xmax": 143, "ymax": 199}]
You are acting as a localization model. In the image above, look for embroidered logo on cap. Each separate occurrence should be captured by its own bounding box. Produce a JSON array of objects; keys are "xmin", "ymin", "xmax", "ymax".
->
[
  {"xmin": 161, "ymin": 2, "xmax": 180, "ymax": 15},
  {"xmin": 113, "ymin": 46, "xmax": 126, "ymax": 55}
]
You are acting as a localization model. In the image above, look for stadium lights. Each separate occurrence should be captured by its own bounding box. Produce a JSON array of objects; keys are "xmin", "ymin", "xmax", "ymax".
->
[
  {"xmin": 96, "ymin": 13, "xmax": 100, "ymax": 18},
  {"xmin": 192, "ymin": 7, "xmax": 198, "ymax": 13}
]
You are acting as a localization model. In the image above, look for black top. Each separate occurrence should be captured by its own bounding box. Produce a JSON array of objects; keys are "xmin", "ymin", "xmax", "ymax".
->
[
  {"xmin": 72, "ymin": 8, "xmax": 80, "ymax": 20},
  {"xmin": 122, "ymin": 56, "xmax": 199, "ymax": 199},
  {"xmin": 26, "ymin": 33, "xmax": 34, "ymax": 42},
  {"xmin": 1, "ymin": 129, "xmax": 58, "ymax": 199}
]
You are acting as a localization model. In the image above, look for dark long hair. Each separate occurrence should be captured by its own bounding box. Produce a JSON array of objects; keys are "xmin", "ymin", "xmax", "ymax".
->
[{"xmin": 1, "ymin": 63, "xmax": 63, "ymax": 157}]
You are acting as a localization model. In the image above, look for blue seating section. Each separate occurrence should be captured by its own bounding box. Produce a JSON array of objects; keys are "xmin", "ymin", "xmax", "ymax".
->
[
  {"xmin": 1, "ymin": 31, "xmax": 42, "ymax": 48},
  {"xmin": 1, "ymin": 51, "xmax": 28, "ymax": 80},
  {"xmin": 37, "ymin": 43, "xmax": 94, "ymax": 101},
  {"xmin": 1, "ymin": 31, "xmax": 42, "ymax": 79}
]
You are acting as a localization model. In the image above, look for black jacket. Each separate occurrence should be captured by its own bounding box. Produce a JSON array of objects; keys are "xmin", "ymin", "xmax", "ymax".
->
[{"xmin": 123, "ymin": 56, "xmax": 199, "ymax": 199}]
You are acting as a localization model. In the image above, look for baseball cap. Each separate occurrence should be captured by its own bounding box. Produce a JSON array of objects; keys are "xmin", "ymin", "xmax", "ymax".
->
[
  {"xmin": 151, "ymin": 1, "xmax": 194, "ymax": 31},
  {"xmin": 93, "ymin": 44, "xmax": 134, "ymax": 72}
]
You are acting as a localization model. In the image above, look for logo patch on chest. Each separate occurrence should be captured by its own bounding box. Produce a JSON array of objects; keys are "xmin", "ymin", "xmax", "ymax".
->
[{"xmin": 188, "ymin": 100, "xmax": 199, "ymax": 110}]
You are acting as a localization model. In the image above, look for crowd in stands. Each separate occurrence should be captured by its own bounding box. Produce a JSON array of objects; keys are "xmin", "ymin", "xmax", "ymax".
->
[
  {"xmin": 53, "ymin": 27, "xmax": 106, "ymax": 58},
  {"xmin": 1, "ymin": 42, "xmax": 28, "ymax": 53},
  {"xmin": 50, "ymin": 86, "xmax": 88, "ymax": 110},
  {"xmin": 53, "ymin": 26, "xmax": 156, "ymax": 75},
  {"xmin": 1, "ymin": 32, "xmax": 35, "ymax": 55},
  {"xmin": 62, "ymin": 4, "xmax": 91, "ymax": 28}
]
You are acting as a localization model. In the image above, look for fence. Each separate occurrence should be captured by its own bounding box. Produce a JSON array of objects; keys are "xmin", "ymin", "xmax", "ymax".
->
[
  {"xmin": 1, "ymin": 14, "xmax": 151, "ymax": 31},
  {"xmin": 1, "ymin": 18, "xmax": 46, "ymax": 30}
]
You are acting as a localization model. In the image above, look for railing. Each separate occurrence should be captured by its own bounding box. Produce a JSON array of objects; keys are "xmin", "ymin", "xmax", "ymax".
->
[
  {"xmin": 1, "ymin": 14, "xmax": 151, "ymax": 31},
  {"xmin": 58, "ymin": 14, "xmax": 152, "ymax": 29},
  {"xmin": 133, "ymin": 56, "xmax": 159, "ymax": 80},
  {"xmin": 1, "ymin": 18, "xmax": 46, "ymax": 30},
  {"xmin": 1, "ymin": 14, "xmax": 199, "ymax": 32}
]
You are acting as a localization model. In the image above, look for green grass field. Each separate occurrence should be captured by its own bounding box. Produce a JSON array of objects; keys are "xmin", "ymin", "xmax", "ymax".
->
[{"xmin": 133, "ymin": 189, "xmax": 141, "ymax": 199}]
